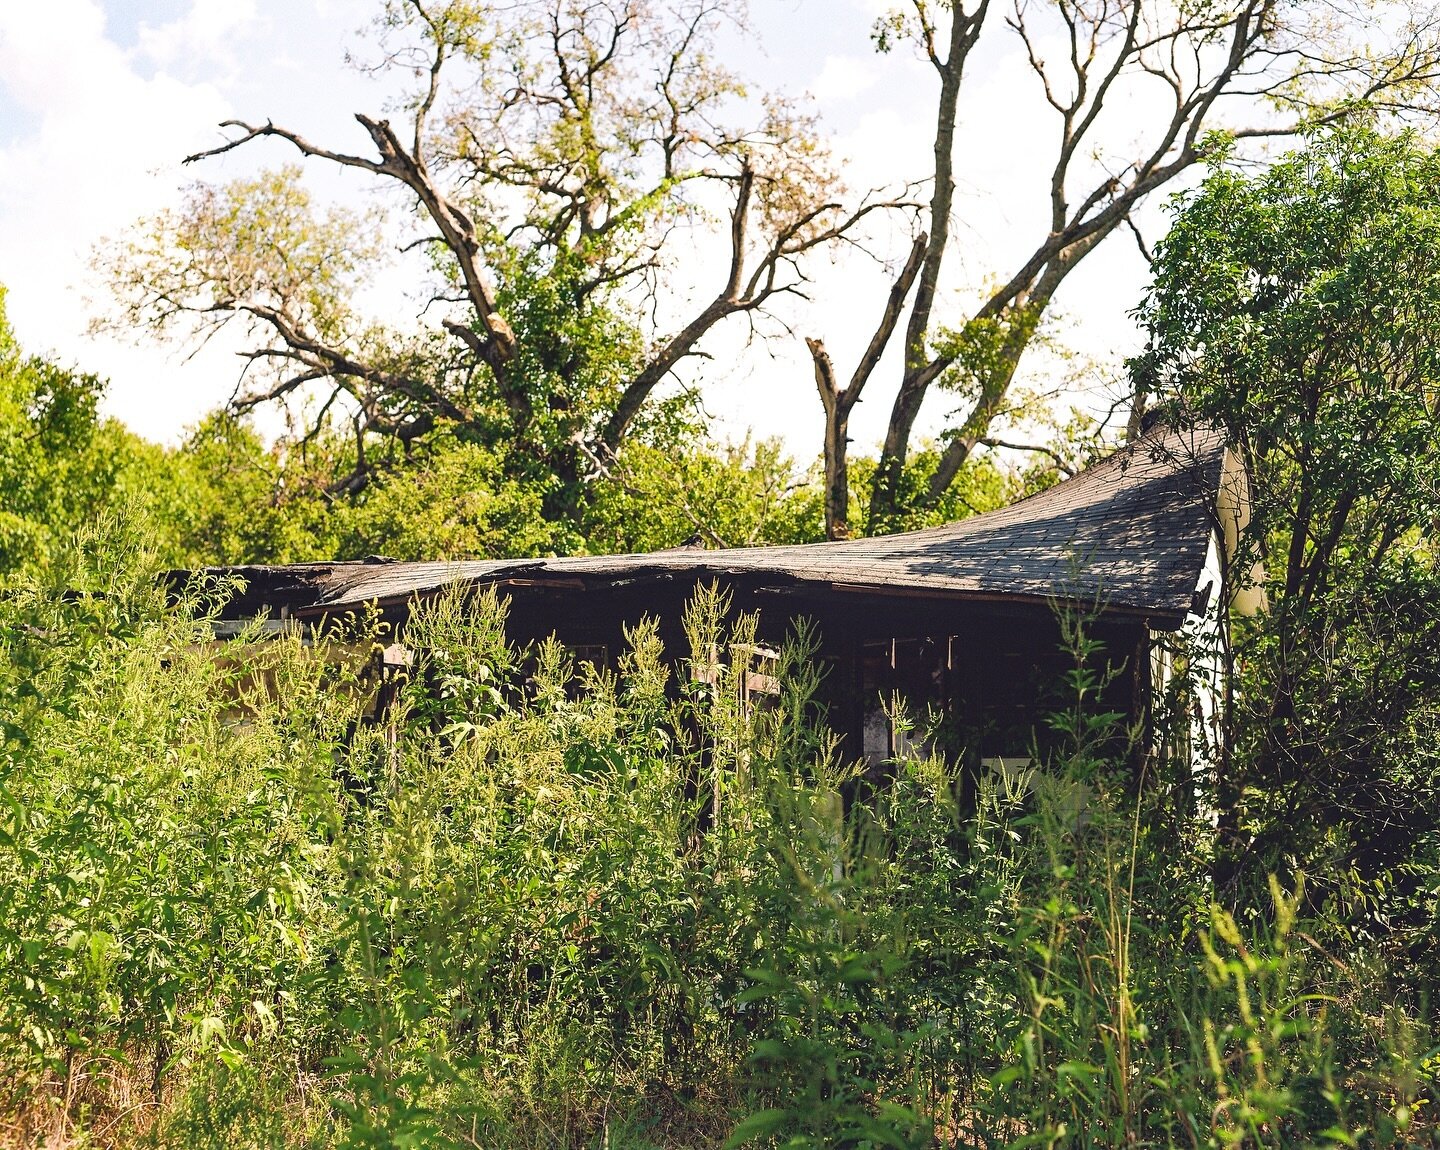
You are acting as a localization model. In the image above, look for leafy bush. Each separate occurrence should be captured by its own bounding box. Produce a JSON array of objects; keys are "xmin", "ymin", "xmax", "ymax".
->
[{"xmin": 0, "ymin": 525, "xmax": 1434, "ymax": 1148}]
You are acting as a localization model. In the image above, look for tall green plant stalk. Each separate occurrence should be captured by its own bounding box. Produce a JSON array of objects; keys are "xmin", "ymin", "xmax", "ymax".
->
[{"xmin": 0, "ymin": 531, "xmax": 1433, "ymax": 1148}]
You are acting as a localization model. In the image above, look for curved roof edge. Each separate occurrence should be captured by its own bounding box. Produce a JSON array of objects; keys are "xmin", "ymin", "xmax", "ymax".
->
[{"xmin": 201, "ymin": 424, "xmax": 1231, "ymax": 630}]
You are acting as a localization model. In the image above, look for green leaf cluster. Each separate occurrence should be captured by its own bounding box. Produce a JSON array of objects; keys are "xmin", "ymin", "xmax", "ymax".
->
[{"xmin": 1133, "ymin": 124, "xmax": 1440, "ymax": 901}]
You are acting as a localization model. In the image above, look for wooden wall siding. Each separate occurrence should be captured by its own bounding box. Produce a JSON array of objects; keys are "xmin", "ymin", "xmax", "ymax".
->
[{"xmin": 183, "ymin": 425, "xmax": 1229, "ymax": 773}]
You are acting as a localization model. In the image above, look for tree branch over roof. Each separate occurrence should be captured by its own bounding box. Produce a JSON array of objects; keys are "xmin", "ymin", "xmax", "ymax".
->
[
  {"xmin": 109, "ymin": 0, "xmax": 913, "ymax": 506},
  {"xmin": 864, "ymin": 0, "xmax": 1440, "ymax": 529}
]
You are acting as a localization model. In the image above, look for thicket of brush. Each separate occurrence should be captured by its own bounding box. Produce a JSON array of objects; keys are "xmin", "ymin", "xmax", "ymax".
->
[{"xmin": 0, "ymin": 523, "xmax": 1435, "ymax": 1149}]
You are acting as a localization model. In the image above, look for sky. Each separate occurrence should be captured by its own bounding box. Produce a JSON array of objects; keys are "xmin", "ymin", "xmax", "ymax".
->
[{"xmin": 0, "ymin": 0, "xmax": 1157, "ymax": 457}]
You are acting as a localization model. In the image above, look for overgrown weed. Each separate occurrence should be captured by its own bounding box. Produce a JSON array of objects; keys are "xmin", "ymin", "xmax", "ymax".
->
[{"xmin": 0, "ymin": 529, "xmax": 1433, "ymax": 1147}]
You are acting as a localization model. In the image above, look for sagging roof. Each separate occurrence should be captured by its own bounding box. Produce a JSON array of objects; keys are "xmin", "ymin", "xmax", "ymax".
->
[{"xmin": 209, "ymin": 424, "xmax": 1230, "ymax": 630}]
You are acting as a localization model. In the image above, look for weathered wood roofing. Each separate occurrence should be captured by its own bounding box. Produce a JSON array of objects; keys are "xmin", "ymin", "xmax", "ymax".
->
[{"xmin": 211, "ymin": 424, "xmax": 1229, "ymax": 630}]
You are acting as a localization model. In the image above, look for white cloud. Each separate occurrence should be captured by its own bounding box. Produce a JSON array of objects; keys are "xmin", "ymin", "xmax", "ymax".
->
[
  {"xmin": 807, "ymin": 53, "xmax": 882, "ymax": 105},
  {"xmin": 0, "ymin": 0, "xmax": 240, "ymax": 441},
  {"xmin": 0, "ymin": 0, "xmax": 111, "ymax": 115},
  {"xmin": 136, "ymin": 0, "xmax": 261, "ymax": 81}
]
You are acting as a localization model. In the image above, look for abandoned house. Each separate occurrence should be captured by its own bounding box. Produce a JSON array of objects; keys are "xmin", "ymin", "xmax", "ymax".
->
[{"xmin": 199, "ymin": 423, "xmax": 1253, "ymax": 776}]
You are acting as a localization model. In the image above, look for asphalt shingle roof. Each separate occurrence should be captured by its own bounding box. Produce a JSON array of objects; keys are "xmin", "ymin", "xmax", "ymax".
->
[{"xmin": 216, "ymin": 425, "xmax": 1229, "ymax": 630}]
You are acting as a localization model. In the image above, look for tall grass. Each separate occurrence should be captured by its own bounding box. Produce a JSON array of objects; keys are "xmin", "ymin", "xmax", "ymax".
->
[{"xmin": 0, "ymin": 525, "xmax": 1433, "ymax": 1147}]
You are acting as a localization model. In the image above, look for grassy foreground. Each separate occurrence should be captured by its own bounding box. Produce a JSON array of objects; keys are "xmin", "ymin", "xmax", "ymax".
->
[{"xmin": 0, "ymin": 529, "xmax": 1434, "ymax": 1148}]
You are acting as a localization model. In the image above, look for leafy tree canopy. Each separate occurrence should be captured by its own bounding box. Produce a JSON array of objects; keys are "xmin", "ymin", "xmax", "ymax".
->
[
  {"xmin": 97, "ymin": 0, "xmax": 897, "ymax": 525},
  {"xmin": 101, "ymin": 0, "xmax": 1440, "ymax": 539},
  {"xmin": 0, "ymin": 287, "xmax": 126, "ymax": 577},
  {"xmin": 1133, "ymin": 125, "xmax": 1440, "ymax": 893}
]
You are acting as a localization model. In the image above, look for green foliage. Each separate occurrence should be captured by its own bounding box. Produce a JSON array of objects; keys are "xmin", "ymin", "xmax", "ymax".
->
[
  {"xmin": 0, "ymin": 527, "xmax": 1433, "ymax": 1147},
  {"xmin": 1133, "ymin": 124, "xmax": 1440, "ymax": 907},
  {"xmin": 0, "ymin": 293, "xmax": 336, "ymax": 577},
  {"xmin": 136, "ymin": 413, "xmax": 343, "ymax": 567},
  {"xmin": 113, "ymin": 166, "xmax": 383, "ymax": 346},
  {"xmin": 934, "ymin": 308, "xmax": 1045, "ymax": 406},
  {"xmin": 488, "ymin": 245, "xmax": 645, "ymax": 449},
  {"xmin": 849, "ymin": 446, "xmax": 1019, "ymax": 534},
  {"xmin": 328, "ymin": 432, "xmax": 579, "ymax": 560},
  {"xmin": 0, "ymin": 287, "xmax": 117, "ymax": 577},
  {"xmin": 0, "ymin": 283, "xmax": 829, "ymax": 571},
  {"xmin": 582, "ymin": 437, "xmax": 826, "ymax": 552}
]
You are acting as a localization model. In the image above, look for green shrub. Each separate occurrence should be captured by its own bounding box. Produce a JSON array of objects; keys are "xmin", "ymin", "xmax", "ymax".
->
[{"xmin": 0, "ymin": 526, "xmax": 1433, "ymax": 1148}]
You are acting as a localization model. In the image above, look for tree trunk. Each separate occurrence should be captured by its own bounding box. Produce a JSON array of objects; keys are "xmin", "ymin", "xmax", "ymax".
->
[
  {"xmin": 809, "ymin": 338, "xmax": 853, "ymax": 539},
  {"xmin": 806, "ymin": 233, "xmax": 927, "ymax": 540},
  {"xmin": 867, "ymin": 7, "xmax": 980, "ymax": 531}
]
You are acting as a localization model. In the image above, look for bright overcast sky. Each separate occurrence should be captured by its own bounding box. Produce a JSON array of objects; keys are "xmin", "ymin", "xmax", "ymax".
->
[{"xmin": 0, "ymin": 0, "xmax": 1153, "ymax": 456}]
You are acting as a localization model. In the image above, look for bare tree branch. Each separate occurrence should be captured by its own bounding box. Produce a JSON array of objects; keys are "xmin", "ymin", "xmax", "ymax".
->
[
  {"xmin": 867, "ymin": 0, "xmax": 1440, "ymax": 525},
  {"xmin": 810, "ymin": 231, "xmax": 928, "ymax": 539},
  {"xmin": 977, "ymin": 435, "xmax": 1077, "ymax": 477}
]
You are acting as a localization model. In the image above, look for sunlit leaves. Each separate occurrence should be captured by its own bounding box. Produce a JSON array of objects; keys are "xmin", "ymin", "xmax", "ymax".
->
[
  {"xmin": 1133, "ymin": 124, "xmax": 1440, "ymax": 888},
  {"xmin": 98, "ymin": 166, "xmax": 384, "ymax": 350}
]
